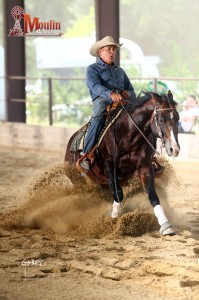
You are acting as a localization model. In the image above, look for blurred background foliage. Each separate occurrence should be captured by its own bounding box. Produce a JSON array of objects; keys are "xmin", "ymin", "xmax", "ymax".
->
[
  {"xmin": 21, "ymin": 0, "xmax": 199, "ymax": 76},
  {"xmin": 0, "ymin": 0, "xmax": 199, "ymax": 126}
]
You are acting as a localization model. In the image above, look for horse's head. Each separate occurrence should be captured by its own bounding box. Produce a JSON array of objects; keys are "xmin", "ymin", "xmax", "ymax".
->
[{"xmin": 151, "ymin": 90, "xmax": 180, "ymax": 157}]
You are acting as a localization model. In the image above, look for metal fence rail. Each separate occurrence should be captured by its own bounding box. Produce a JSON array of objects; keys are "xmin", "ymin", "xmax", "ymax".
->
[{"xmin": 0, "ymin": 76, "xmax": 199, "ymax": 126}]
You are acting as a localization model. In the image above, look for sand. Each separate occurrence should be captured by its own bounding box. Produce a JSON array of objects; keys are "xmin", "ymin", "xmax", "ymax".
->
[{"xmin": 0, "ymin": 146, "xmax": 199, "ymax": 300}]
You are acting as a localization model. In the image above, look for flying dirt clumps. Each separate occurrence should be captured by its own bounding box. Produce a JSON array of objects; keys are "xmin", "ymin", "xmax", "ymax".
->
[
  {"xmin": 114, "ymin": 210, "xmax": 156, "ymax": 236},
  {"xmin": 1, "ymin": 157, "xmax": 173, "ymax": 237},
  {"xmin": 71, "ymin": 209, "xmax": 156, "ymax": 239}
]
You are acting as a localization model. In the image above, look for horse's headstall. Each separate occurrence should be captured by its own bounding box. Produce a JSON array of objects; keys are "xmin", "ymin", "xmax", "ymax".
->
[{"xmin": 155, "ymin": 107, "xmax": 176, "ymax": 120}]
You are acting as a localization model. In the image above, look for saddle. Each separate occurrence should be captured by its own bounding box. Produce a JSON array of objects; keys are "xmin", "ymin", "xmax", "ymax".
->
[
  {"xmin": 69, "ymin": 101, "xmax": 126, "ymax": 154},
  {"xmin": 106, "ymin": 99, "xmax": 127, "ymax": 112},
  {"xmin": 74, "ymin": 99, "xmax": 164, "ymax": 177},
  {"xmin": 73, "ymin": 100, "xmax": 127, "ymax": 174}
]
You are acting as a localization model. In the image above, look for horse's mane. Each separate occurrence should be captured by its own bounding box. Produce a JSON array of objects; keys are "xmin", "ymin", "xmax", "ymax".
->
[
  {"xmin": 126, "ymin": 91, "xmax": 153, "ymax": 111},
  {"xmin": 126, "ymin": 90, "xmax": 177, "ymax": 111}
]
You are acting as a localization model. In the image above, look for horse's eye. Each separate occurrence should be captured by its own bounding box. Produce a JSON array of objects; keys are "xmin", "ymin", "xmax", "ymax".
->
[{"xmin": 159, "ymin": 118, "xmax": 164, "ymax": 123}]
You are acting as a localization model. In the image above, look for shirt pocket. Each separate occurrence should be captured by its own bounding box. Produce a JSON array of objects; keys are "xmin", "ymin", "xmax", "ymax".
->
[{"xmin": 100, "ymin": 68, "xmax": 112, "ymax": 83}]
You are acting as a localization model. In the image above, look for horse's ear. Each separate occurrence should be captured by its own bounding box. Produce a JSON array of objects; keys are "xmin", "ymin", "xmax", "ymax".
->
[{"xmin": 168, "ymin": 90, "xmax": 173, "ymax": 99}]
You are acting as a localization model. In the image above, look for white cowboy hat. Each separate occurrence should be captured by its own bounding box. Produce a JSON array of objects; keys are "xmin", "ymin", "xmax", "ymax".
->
[{"xmin": 90, "ymin": 36, "xmax": 123, "ymax": 57}]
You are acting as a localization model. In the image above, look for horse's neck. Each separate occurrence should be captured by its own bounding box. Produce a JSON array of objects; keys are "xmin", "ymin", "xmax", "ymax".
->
[{"xmin": 127, "ymin": 101, "xmax": 155, "ymax": 129}]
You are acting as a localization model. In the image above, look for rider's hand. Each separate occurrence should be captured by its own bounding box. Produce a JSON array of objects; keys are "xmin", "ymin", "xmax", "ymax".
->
[
  {"xmin": 121, "ymin": 90, "xmax": 130, "ymax": 99},
  {"xmin": 110, "ymin": 91, "xmax": 123, "ymax": 103}
]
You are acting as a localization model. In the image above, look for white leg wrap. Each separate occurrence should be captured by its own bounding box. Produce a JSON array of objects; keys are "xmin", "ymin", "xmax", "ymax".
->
[
  {"xmin": 154, "ymin": 205, "xmax": 168, "ymax": 226},
  {"xmin": 111, "ymin": 201, "xmax": 122, "ymax": 218},
  {"xmin": 113, "ymin": 201, "xmax": 121, "ymax": 206}
]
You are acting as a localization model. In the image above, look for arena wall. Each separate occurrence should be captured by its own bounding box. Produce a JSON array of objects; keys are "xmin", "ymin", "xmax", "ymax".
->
[
  {"xmin": 0, "ymin": 122, "xmax": 76, "ymax": 152},
  {"xmin": 0, "ymin": 122, "xmax": 198, "ymax": 159}
]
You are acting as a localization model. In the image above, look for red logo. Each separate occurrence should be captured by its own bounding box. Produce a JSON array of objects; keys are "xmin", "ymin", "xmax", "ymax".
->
[{"xmin": 9, "ymin": 6, "xmax": 63, "ymax": 37}]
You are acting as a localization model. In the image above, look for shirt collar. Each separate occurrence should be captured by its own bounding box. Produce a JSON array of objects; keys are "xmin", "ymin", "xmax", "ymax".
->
[{"xmin": 97, "ymin": 57, "xmax": 116, "ymax": 67}]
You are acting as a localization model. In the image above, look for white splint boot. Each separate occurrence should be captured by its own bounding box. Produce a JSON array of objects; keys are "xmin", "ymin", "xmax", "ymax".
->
[{"xmin": 111, "ymin": 201, "xmax": 122, "ymax": 218}]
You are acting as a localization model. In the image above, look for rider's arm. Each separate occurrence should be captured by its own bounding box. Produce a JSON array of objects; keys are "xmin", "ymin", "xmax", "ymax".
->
[{"xmin": 86, "ymin": 65, "xmax": 113, "ymax": 101}]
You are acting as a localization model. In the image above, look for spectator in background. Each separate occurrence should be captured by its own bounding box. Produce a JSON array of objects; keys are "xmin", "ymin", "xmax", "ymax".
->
[{"xmin": 178, "ymin": 95, "xmax": 199, "ymax": 133}]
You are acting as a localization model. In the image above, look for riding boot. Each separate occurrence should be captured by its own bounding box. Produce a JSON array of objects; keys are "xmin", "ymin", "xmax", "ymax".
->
[
  {"xmin": 76, "ymin": 153, "xmax": 90, "ymax": 174},
  {"xmin": 80, "ymin": 158, "xmax": 90, "ymax": 172},
  {"xmin": 76, "ymin": 151, "xmax": 95, "ymax": 174}
]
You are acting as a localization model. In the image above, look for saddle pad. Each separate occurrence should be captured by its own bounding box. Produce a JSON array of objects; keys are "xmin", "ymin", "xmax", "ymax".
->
[
  {"xmin": 69, "ymin": 109, "xmax": 122, "ymax": 152},
  {"xmin": 69, "ymin": 128, "xmax": 87, "ymax": 152}
]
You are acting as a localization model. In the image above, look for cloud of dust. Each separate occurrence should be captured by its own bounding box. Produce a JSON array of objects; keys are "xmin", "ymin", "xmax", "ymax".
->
[{"xmin": 1, "ymin": 157, "xmax": 189, "ymax": 237}]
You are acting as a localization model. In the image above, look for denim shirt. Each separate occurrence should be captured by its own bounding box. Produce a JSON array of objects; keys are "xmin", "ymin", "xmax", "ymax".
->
[{"xmin": 86, "ymin": 58, "xmax": 136, "ymax": 101}]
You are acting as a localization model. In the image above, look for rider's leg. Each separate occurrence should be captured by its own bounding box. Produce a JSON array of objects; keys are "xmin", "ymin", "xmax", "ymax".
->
[
  {"xmin": 78, "ymin": 112, "xmax": 106, "ymax": 173},
  {"xmin": 79, "ymin": 97, "xmax": 112, "ymax": 172},
  {"xmin": 83, "ymin": 97, "xmax": 112, "ymax": 153},
  {"xmin": 83, "ymin": 114, "xmax": 106, "ymax": 154}
]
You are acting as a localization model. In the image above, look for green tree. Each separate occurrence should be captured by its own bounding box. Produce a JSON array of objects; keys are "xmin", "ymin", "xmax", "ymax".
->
[
  {"xmin": 120, "ymin": 0, "xmax": 199, "ymax": 76},
  {"xmin": 162, "ymin": 41, "xmax": 199, "ymax": 102},
  {"xmin": 64, "ymin": 7, "xmax": 95, "ymax": 37}
]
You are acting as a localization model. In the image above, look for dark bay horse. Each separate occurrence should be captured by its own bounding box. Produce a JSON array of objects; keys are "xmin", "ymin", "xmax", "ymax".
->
[{"xmin": 64, "ymin": 91, "xmax": 180, "ymax": 235}]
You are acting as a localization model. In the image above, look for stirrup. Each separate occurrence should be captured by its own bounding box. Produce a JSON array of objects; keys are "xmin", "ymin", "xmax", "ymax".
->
[{"xmin": 76, "ymin": 154, "xmax": 90, "ymax": 174}]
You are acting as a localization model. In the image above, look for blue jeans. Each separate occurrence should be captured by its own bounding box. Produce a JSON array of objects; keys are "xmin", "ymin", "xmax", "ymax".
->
[{"xmin": 83, "ymin": 97, "xmax": 112, "ymax": 153}]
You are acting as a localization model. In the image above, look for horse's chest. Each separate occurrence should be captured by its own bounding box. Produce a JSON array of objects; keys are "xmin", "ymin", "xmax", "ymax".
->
[{"xmin": 118, "ymin": 153, "xmax": 137, "ymax": 175}]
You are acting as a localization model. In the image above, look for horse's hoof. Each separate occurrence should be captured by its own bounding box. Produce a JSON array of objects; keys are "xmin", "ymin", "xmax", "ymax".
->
[{"xmin": 159, "ymin": 222, "xmax": 176, "ymax": 236}]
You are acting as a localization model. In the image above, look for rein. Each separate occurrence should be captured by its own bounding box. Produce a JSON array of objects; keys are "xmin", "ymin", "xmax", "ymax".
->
[
  {"xmin": 120, "ymin": 101, "xmax": 159, "ymax": 155},
  {"xmin": 120, "ymin": 101, "xmax": 176, "ymax": 155}
]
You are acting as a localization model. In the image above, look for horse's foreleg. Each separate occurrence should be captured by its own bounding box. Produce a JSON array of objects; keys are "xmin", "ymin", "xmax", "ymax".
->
[
  {"xmin": 139, "ymin": 166, "xmax": 160, "ymax": 207},
  {"xmin": 107, "ymin": 177, "xmax": 123, "ymax": 203},
  {"xmin": 139, "ymin": 166, "xmax": 176, "ymax": 236},
  {"xmin": 104, "ymin": 162, "xmax": 123, "ymax": 203}
]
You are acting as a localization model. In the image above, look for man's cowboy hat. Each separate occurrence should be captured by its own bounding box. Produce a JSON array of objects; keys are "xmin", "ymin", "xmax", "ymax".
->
[{"xmin": 90, "ymin": 36, "xmax": 123, "ymax": 57}]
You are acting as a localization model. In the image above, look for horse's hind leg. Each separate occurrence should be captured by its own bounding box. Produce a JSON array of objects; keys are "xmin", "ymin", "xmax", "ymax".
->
[
  {"xmin": 107, "ymin": 176, "xmax": 123, "ymax": 203},
  {"xmin": 104, "ymin": 164, "xmax": 123, "ymax": 218},
  {"xmin": 139, "ymin": 167, "xmax": 176, "ymax": 236},
  {"xmin": 109, "ymin": 177, "xmax": 123, "ymax": 218}
]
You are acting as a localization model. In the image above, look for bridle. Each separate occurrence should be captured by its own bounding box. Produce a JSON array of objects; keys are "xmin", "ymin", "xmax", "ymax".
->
[
  {"xmin": 120, "ymin": 98, "xmax": 177, "ymax": 155},
  {"xmin": 153, "ymin": 106, "xmax": 177, "ymax": 148}
]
